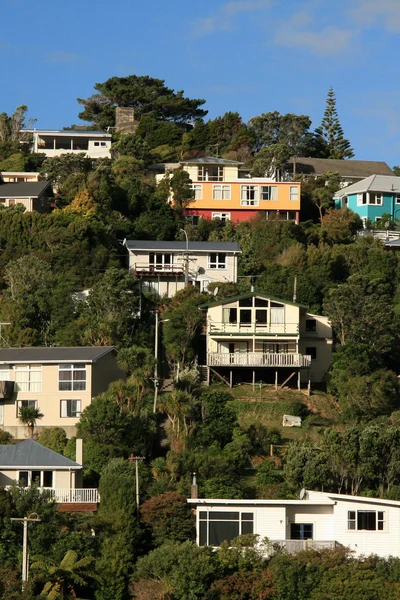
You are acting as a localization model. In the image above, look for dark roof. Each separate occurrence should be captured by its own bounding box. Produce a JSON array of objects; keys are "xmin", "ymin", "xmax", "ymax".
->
[
  {"xmin": 287, "ymin": 157, "xmax": 394, "ymax": 178},
  {"xmin": 0, "ymin": 181, "xmax": 50, "ymax": 199},
  {"xmin": 199, "ymin": 292, "xmax": 308, "ymax": 309},
  {"xmin": 180, "ymin": 156, "xmax": 243, "ymax": 165},
  {"xmin": 125, "ymin": 240, "xmax": 242, "ymax": 253},
  {"xmin": 0, "ymin": 439, "xmax": 81, "ymax": 469},
  {"xmin": 0, "ymin": 346, "xmax": 116, "ymax": 364},
  {"xmin": 385, "ymin": 238, "xmax": 400, "ymax": 247}
]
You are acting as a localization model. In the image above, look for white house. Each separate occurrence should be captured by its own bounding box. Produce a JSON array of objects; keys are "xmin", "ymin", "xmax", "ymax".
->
[
  {"xmin": 188, "ymin": 490, "xmax": 400, "ymax": 558},
  {"xmin": 124, "ymin": 239, "xmax": 241, "ymax": 297},
  {"xmin": 23, "ymin": 129, "xmax": 112, "ymax": 159}
]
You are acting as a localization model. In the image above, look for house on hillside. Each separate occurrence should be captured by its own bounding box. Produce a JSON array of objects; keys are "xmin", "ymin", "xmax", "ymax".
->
[
  {"xmin": 152, "ymin": 156, "xmax": 301, "ymax": 224},
  {"xmin": 22, "ymin": 129, "xmax": 112, "ymax": 159},
  {"xmin": 333, "ymin": 175, "xmax": 400, "ymax": 227},
  {"xmin": 0, "ymin": 172, "xmax": 40, "ymax": 183},
  {"xmin": 189, "ymin": 489, "xmax": 400, "ymax": 559},
  {"xmin": 0, "ymin": 177, "xmax": 51, "ymax": 212},
  {"xmin": 0, "ymin": 438, "xmax": 99, "ymax": 511},
  {"xmin": 285, "ymin": 157, "xmax": 394, "ymax": 187},
  {"xmin": 124, "ymin": 239, "xmax": 241, "ymax": 297},
  {"xmin": 0, "ymin": 347, "xmax": 125, "ymax": 438},
  {"xmin": 200, "ymin": 292, "xmax": 332, "ymax": 388}
]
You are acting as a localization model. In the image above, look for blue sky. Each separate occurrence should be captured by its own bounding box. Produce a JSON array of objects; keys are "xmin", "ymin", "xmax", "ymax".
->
[{"xmin": 2, "ymin": 0, "xmax": 400, "ymax": 166}]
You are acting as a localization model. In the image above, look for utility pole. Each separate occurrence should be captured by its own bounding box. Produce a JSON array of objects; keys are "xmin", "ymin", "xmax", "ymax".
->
[
  {"xmin": 293, "ymin": 276, "xmax": 297, "ymax": 303},
  {"xmin": 180, "ymin": 228, "xmax": 189, "ymax": 286},
  {"xmin": 153, "ymin": 312, "xmax": 170, "ymax": 414},
  {"xmin": 129, "ymin": 455, "xmax": 145, "ymax": 518},
  {"xmin": 10, "ymin": 513, "xmax": 41, "ymax": 588}
]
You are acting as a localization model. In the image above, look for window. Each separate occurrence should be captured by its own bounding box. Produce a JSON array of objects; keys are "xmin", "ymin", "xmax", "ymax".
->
[
  {"xmin": 0, "ymin": 369, "xmax": 10, "ymax": 381},
  {"xmin": 290, "ymin": 523, "xmax": 313, "ymax": 540},
  {"xmin": 260, "ymin": 186, "xmax": 278, "ymax": 201},
  {"xmin": 223, "ymin": 308, "xmax": 237, "ymax": 323},
  {"xmin": 241, "ymin": 185, "xmax": 259, "ymax": 206},
  {"xmin": 200, "ymin": 280, "xmax": 210, "ymax": 292},
  {"xmin": 212, "ymin": 212, "xmax": 231, "ymax": 222},
  {"xmin": 369, "ymin": 193, "xmax": 383, "ymax": 205},
  {"xmin": 59, "ymin": 365, "xmax": 86, "ymax": 391},
  {"xmin": 270, "ymin": 303, "xmax": 284, "ymax": 325},
  {"xmin": 306, "ymin": 347, "xmax": 317, "ymax": 360},
  {"xmin": 100, "ymin": 142, "xmax": 107, "ymax": 147},
  {"xmin": 149, "ymin": 253, "xmax": 173, "ymax": 271},
  {"xmin": 18, "ymin": 470, "xmax": 53, "ymax": 488},
  {"xmin": 191, "ymin": 184, "xmax": 203, "ymax": 200},
  {"xmin": 255, "ymin": 309, "xmax": 267, "ymax": 324},
  {"xmin": 255, "ymin": 298, "xmax": 268, "ymax": 307},
  {"xmin": 14, "ymin": 365, "xmax": 42, "ymax": 392},
  {"xmin": 43, "ymin": 471, "xmax": 53, "ymax": 487},
  {"xmin": 213, "ymin": 185, "xmax": 231, "ymax": 200},
  {"xmin": 198, "ymin": 166, "xmax": 223, "ymax": 182},
  {"xmin": 8, "ymin": 199, "xmax": 15, "ymax": 206},
  {"xmin": 306, "ymin": 319, "xmax": 317, "ymax": 332},
  {"xmin": 348, "ymin": 510, "xmax": 385, "ymax": 531},
  {"xmin": 343, "ymin": 196, "xmax": 348, "ymax": 206},
  {"xmin": 240, "ymin": 310, "xmax": 252, "ymax": 324},
  {"xmin": 60, "ymin": 399, "xmax": 82, "ymax": 418},
  {"xmin": 396, "ymin": 195, "xmax": 400, "ymax": 205},
  {"xmin": 290, "ymin": 186, "xmax": 299, "ymax": 201},
  {"xmin": 208, "ymin": 253, "xmax": 226, "ymax": 269},
  {"xmin": 94, "ymin": 141, "xmax": 100, "ymax": 147},
  {"xmin": 199, "ymin": 511, "xmax": 253, "ymax": 546},
  {"xmin": 16, "ymin": 400, "xmax": 38, "ymax": 416}
]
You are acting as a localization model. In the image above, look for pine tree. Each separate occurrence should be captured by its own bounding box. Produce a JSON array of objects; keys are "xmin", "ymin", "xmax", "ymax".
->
[{"xmin": 315, "ymin": 88, "xmax": 355, "ymax": 159}]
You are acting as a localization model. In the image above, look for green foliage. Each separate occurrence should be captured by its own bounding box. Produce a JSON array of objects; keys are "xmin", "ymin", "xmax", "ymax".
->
[
  {"xmin": 37, "ymin": 427, "xmax": 67, "ymax": 454},
  {"xmin": 31, "ymin": 549, "xmax": 95, "ymax": 600},
  {"xmin": 315, "ymin": 87, "xmax": 355, "ymax": 159},
  {"xmin": 140, "ymin": 492, "xmax": 195, "ymax": 546},
  {"xmin": 195, "ymin": 389, "xmax": 236, "ymax": 449}
]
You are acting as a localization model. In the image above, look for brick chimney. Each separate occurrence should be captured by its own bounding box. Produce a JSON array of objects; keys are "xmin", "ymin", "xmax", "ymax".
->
[
  {"xmin": 75, "ymin": 438, "xmax": 83, "ymax": 465},
  {"xmin": 115, "ymin": 107, "xmax": 138, "ymax": 134}
]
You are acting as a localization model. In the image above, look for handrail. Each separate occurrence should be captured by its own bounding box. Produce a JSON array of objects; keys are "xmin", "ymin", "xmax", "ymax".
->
[
  {"xmin": 207, "ymin": 352, "xmax": 311, "ymax": 367},
  {"xmin": 209, "ymin": 322, "xmax": 300, "ymax": 334}
]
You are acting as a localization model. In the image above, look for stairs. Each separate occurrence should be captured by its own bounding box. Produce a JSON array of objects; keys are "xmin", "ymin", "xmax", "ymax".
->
[{"xmin": 199, "ymin": 365, "xmax": 210, "ymax": 386}]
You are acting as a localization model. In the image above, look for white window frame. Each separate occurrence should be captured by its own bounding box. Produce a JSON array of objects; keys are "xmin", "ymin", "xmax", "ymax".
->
[
  {"xmin": 208, "ymin": 253, "xmax": 227, "ymax": 270},
  {"xmin": 212, "ymin": 184, "xmax": 231, "ymax": 200},
  {"xmin": 191, "ymin": 184, "xmax": 203, "ymax": 200},
  {"xmin": 347, "ymin": 510, "xmax": 385, "ymax": 531},
  {"xmin": 0, "ymin": 369, "xmax": 10, "ymax": 381},
  {"xmin": 200, "ymin": 280, "xmax": 210, "ymax": 292},
  {"xmin": 16, "ymin": 399, "xmax": 38, "ymax": 417},
  {"xmin": 14, "ymin": 365, "xmax": 42, "ymax": 392},
  {"xmin": 289, "ymin": 186, "xmax": 299, "ymax": 201},
  {"xmin": 58, "ymin": 364, "xmax": 87, "ymax": 392},
  {"xmin": 60, "ymin": 399, "xmax": 82, "ymax": 418},
  {"xmin": 396, "ymin": 194, "xmax": 400, "ymax": 205},
  {"xmin": 149, "ymin": 253, "xmax": 174, "ymax": 271},
  {"xmin": 17, "ymin": 470, "xmax": 54, "ymax": 488},
  {"xmin": 260, "ymin": 186, "xmax": 278, "ymax": 201},
  {"xmin": 212, "ymin": 212, "xmax": 231, "ymax": 222},
  {"xmin": 241, "ymin": 185, "xmax": 259, "ymax": 206}
]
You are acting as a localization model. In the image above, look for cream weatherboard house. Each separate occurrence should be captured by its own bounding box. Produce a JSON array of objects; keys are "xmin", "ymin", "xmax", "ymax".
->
[
  {"xmin": 201, "ymin": 292, "xmax": 332, "ymax": 388},
  {"xmin": 0, "ymin": 347, "xmax": 125, "ymax": 438},
  {"xmin": 124, "ymin": 239, "xmax": 241, "ymax": 297},
  {"xmin": 189, "ymin": 490, "xmax": 400, "ymax": 559}
]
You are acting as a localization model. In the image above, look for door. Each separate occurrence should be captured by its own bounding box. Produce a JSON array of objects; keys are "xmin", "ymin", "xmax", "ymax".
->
[{"xmin": 290, "ymin": 523, "xmax": 314, "ymax": 540}]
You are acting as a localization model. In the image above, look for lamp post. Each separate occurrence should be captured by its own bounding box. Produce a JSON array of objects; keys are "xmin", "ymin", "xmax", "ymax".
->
[
  {"xmin": 129, "ymin": 455, "xmax": 145, "ymax": 518},
  {"xmin": 179, "ymin": 228, "xmax": 189, "ymax": 286},
  {"xmin": 153, "ymin": 311, "xmax": 170, "ymax": 414}
]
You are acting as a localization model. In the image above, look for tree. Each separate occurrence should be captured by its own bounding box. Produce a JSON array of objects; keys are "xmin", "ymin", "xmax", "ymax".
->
[
  {"xmin": 40, "ymin": 154, "xmax": 93, "ymax": 188},
  {"xmin": 140, "ymin": 492, "xmax": 195, "ymax": 546},
  {"xmin": 251, "ymin": 144, "xmax": 291, "ymax": 179},
  {"xmin": 117, "ymin": 346, "xmax": 155, "ymax": 409},
  {"xmin": 314, "ymin": 88, "xmax": 354, "ymax": 159},
  {"xmin": 77, "ymin": 74, "xmax": 207, "ymax": 130},
  {"xmin": 38, "ymin": 428, "xmax": 67, "ymax": 454},
  {"xmin": 170, "ymin": 169, "xmax": 195, "ymax": 217},
  {"xmin": 248, "ymin": 111, "xmax": 312, "ymax": 153},
  {"xmin": 320, "ymin": 208, "xmax": 362, "ymax": 244},
  {"xmin": 18, "ymin": 406, "xmax": 43, "ymax": 438},
  {"xmin": 31, "ymin": 549, "xmax": 95, "ymax": 600}
]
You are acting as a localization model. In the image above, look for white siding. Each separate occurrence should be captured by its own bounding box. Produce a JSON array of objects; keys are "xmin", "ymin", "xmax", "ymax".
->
[{"xmin": 286, "ymin": 505, "xmax": 334, "ymax": 540}]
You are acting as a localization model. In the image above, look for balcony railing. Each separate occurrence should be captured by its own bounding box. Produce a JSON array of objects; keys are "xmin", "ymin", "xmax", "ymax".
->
[
  {"xmin": 132, "ymin": 263, "xmax": 184, "ymax": 274},
  {"xmin": 209, "ymin": 322, "xmax": 300, "ymax": 335},
  {"xmin": 269, "ymin": 540, "xmax": 337, "ymax": 554},
  {"xmin": 48, "ymin": 488, "xmax": 99, "ymax": 503},
  {"xmin": 207, "ymin": 352, "xmax": 311, "ymax": 367}
]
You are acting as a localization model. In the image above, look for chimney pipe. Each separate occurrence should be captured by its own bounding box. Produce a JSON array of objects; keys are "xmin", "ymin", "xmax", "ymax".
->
[
  {"xmin": 75, "ymin": 438, "xmax": 83, "ymax": 465},
  {"xmin": 191, "ymin": 472, "xmax": 198, "ymax": 499}
]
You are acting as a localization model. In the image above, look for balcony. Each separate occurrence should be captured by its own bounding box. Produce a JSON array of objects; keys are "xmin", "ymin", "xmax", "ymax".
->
[
  {"xmin": 132, "ymin": 263, "xmax": 184, "ymax": 276},
  {"xmin": 207, "ymin": 352, "xmax": 311, "ymax": 368},
  {"xmin": 269, "ymin": 540, "xmax": 337, "ymax": 555},
  {"xmin": 209, "ymin": 322, "xmax": 300, "ymax": 336},
  {"xmin": 49, "ymin": 488, "xmax": 99, "ymax": 503},
  {"xmin": 0, "ymin": 380, "xmax": 14, "ymax": 399}
]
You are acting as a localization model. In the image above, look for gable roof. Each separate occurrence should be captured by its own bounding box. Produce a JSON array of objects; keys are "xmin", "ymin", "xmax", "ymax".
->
[
  {"xmin": 0, "ymin": 346, "xmax": 116, "ymax": 364},
  {"xmin": 0, "ymin": 181, "xmax": 50, "ymax": 199},
  {"xmin": 287, "ymin": 157, "xmax": 394, "ymax": 178},
  {"xmin": 334, "ymin": 175, "xmax": 400, "ymax": 198},
  {"xmin": 0, "ymin": 439, "xmax": 81, "ymax": 469},
  {"xmin": 199, "ymin": 292, "xmax": 308, "ymax": 309},
  {"xmin": 125, "ymin": 240, "xmax": 242, "ymax": 253},
  {"xmin": 180, "ymin": 156, "xmax": 243, "ymax": 165}
]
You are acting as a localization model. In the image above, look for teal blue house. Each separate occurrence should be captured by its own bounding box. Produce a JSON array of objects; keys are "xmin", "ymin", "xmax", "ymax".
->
[{"xmin": 334, "ymin": 175, "xmax": 400, "ymax": 226}]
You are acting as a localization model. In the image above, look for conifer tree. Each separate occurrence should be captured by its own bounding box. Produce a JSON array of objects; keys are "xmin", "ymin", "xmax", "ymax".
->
[{"xmin": 315, "ymin": 88, "xmax": 355, "ymax": 159}]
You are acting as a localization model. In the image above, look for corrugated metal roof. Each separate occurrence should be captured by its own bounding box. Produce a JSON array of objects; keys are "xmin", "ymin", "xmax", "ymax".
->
[
  {"xmin": 0, "ymin": 346, "xmax": 115, "ymax": 364},
  {"xmin": 334, "ymin": 175, "xmax": 400, "ymax": 198},
  {"xmin": 125, "ymin": 240, "xmax": 242, "ymax": 253},
  {"xmin": 287, "ymin": 157, "xmax": 394, "ymax": 178},
  {"xmin": 0, "ymin": 439, "xmax": 81, "ymax": 468},
  {"xmin": 180, "ymin": 156, "xmax": 243, "ymax": 165},
  {"xmin": 0, "ymin": 181, "xmax": 50, "ymax": 199}
]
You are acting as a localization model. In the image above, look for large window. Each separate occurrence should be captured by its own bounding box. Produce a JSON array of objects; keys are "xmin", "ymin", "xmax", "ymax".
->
[
  {"xmin": 223, "ymin": 308, "xmax": 237, "ymax": 324},
  {"xmin": 14, "ymin": 365, "xmax": 42, "ymax": 392},
  {"xmin": 212, "ymin": 212, "xmax": 231, "ymax": 222},
  {"xmin": 208, "ymin": 253, "xmax": 226, "ymax": 269},
  {"xmin": 290, "ymin": 523, "xmax": 313, "ymax": 540},
  {"xmin": 149, "ymin": 253, "xmax": 173, "ymax": 270},
  {"xmin": 270, "ymin": 302, "xmax": 284, "ymax": 324},
  {"xmin": 60, "ymin": 399, "xmax": 82, "ymax": 418},
  {"xmin": 198, "ymin": 166, "xmax": 223, "ymax": 182},
  {"xmin": 357, "ymin": 192, "xmax": 383, "ymax": 206},
  {"xmin": 59, "ymin": 364, "xmax": 86, "ymax": 391},
  {"xmin": 213, "ymin": 185, "xmax": 231, "ymax": 200},
  {"xmin": 199, "ymin": 511, "xmax": 254, "ymax": 546},
  {"xmin": 18, "ymin": 470, "xmax": 53, "ymax": 488},
  {"xmin": 348, "ymin": 510, "xmax": 385, "ymax": 531},
  {"xmin": 260, "ymin": 186, "xmax": 278, "ymax": 201},
  {"xmin": 241, "ymin": 185, "xmax": 259, "ymax": 206}
]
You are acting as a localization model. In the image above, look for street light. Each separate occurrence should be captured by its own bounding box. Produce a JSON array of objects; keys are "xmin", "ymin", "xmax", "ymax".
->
[
  {"xmin": 179, "ymin": 228, "xmax": 189, "ymax": 286},
  {"xmin": 153, "ymin": 311, "xmax": 170, "ymax": 413}
]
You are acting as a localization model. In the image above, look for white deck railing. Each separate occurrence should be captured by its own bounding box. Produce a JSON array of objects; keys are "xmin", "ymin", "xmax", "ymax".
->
[
  {"xmin": 209, "ymin": 322, "xmax": 300, "ymax": 335},
  {"xmin": 269, "ymin": 540, "xmax": 336, "ymax": 554},
  {"xmin": 207, "ymin": 352, "xmax": 311, "ymax": 368},
  {"xmin": 48, "ymin": 488, "xmax": 99, "ymax": 503}
]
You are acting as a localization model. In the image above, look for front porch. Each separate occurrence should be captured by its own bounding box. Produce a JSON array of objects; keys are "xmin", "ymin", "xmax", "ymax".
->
[{"xmin": 207, "ymin": 352, "xmax": 311, "ymax": 368}]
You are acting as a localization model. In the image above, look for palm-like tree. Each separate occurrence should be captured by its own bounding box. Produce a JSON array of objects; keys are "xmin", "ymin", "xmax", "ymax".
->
[
  {"xmin": 31, "ymin": 549, "xmax": 95, "ymax": 600},
  {"xmin": 18, "ymin": 406, "xmax": 44, "ymax": 438},
  {"xmin": 118, "ymin": 346, "xmax": 155, "ymax": 408}
]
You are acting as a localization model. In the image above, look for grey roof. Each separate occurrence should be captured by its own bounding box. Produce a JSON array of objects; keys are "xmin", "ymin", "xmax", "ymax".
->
[
  {"xmin": 334, "ymin": 175, "xmax": 400, "ymax": 198},
  {"xmin": 385, "ymin": 238, "xmax": 400, "ymax": 248},
  {"xmin": 125, "ymin": 240, "xmax": 242, "ymax": 253},
  {"xmin": 0, "ymin": 439, "xmax": 81, "ymax": 469},
  {"xmin": 0, "ymin": 346, "xmax": 115, "ymax": 364},
  {"xmin": 0, "ymin": 181, "xmax": 50, "ymax": 199},
  {"xmin": 180, "ymin": 156, "xmax": 243, "ymax": 165},
  {"xmin": 287, "ymin": 157, "xmax": 394, "ymax": 178}
]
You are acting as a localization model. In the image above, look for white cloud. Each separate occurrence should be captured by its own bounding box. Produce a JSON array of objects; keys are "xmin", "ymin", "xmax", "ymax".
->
[
  {"xmin": 45, "ymin": 52, "xmax": 81, "ymax": 64},
  {"xmin": 191, "ymin": 0, "xmax": 271, "ymax": 37},
  {"xmin": 273, "ymin": 11, "xmax": 352, "ymax": 55},
  {"xmin": 350, "ymin": 0, "xmax": 400, "ymax": 32}
]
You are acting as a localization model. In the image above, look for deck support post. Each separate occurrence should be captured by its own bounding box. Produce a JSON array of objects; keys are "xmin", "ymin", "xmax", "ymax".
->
[
  {"xmin": 252, "ymin": 370, "xmax": 255, "ymax": 391},
  {"xmin": 297, "ymin": 370, "xmax": 301, "ymax": 390},
  {"xmin": 275, "ymin": 370, "xmax": 278, "ymax": 390},
  {"xmin": 229, "ymin": 370, "xmax": 233, "ymax": 388}
]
